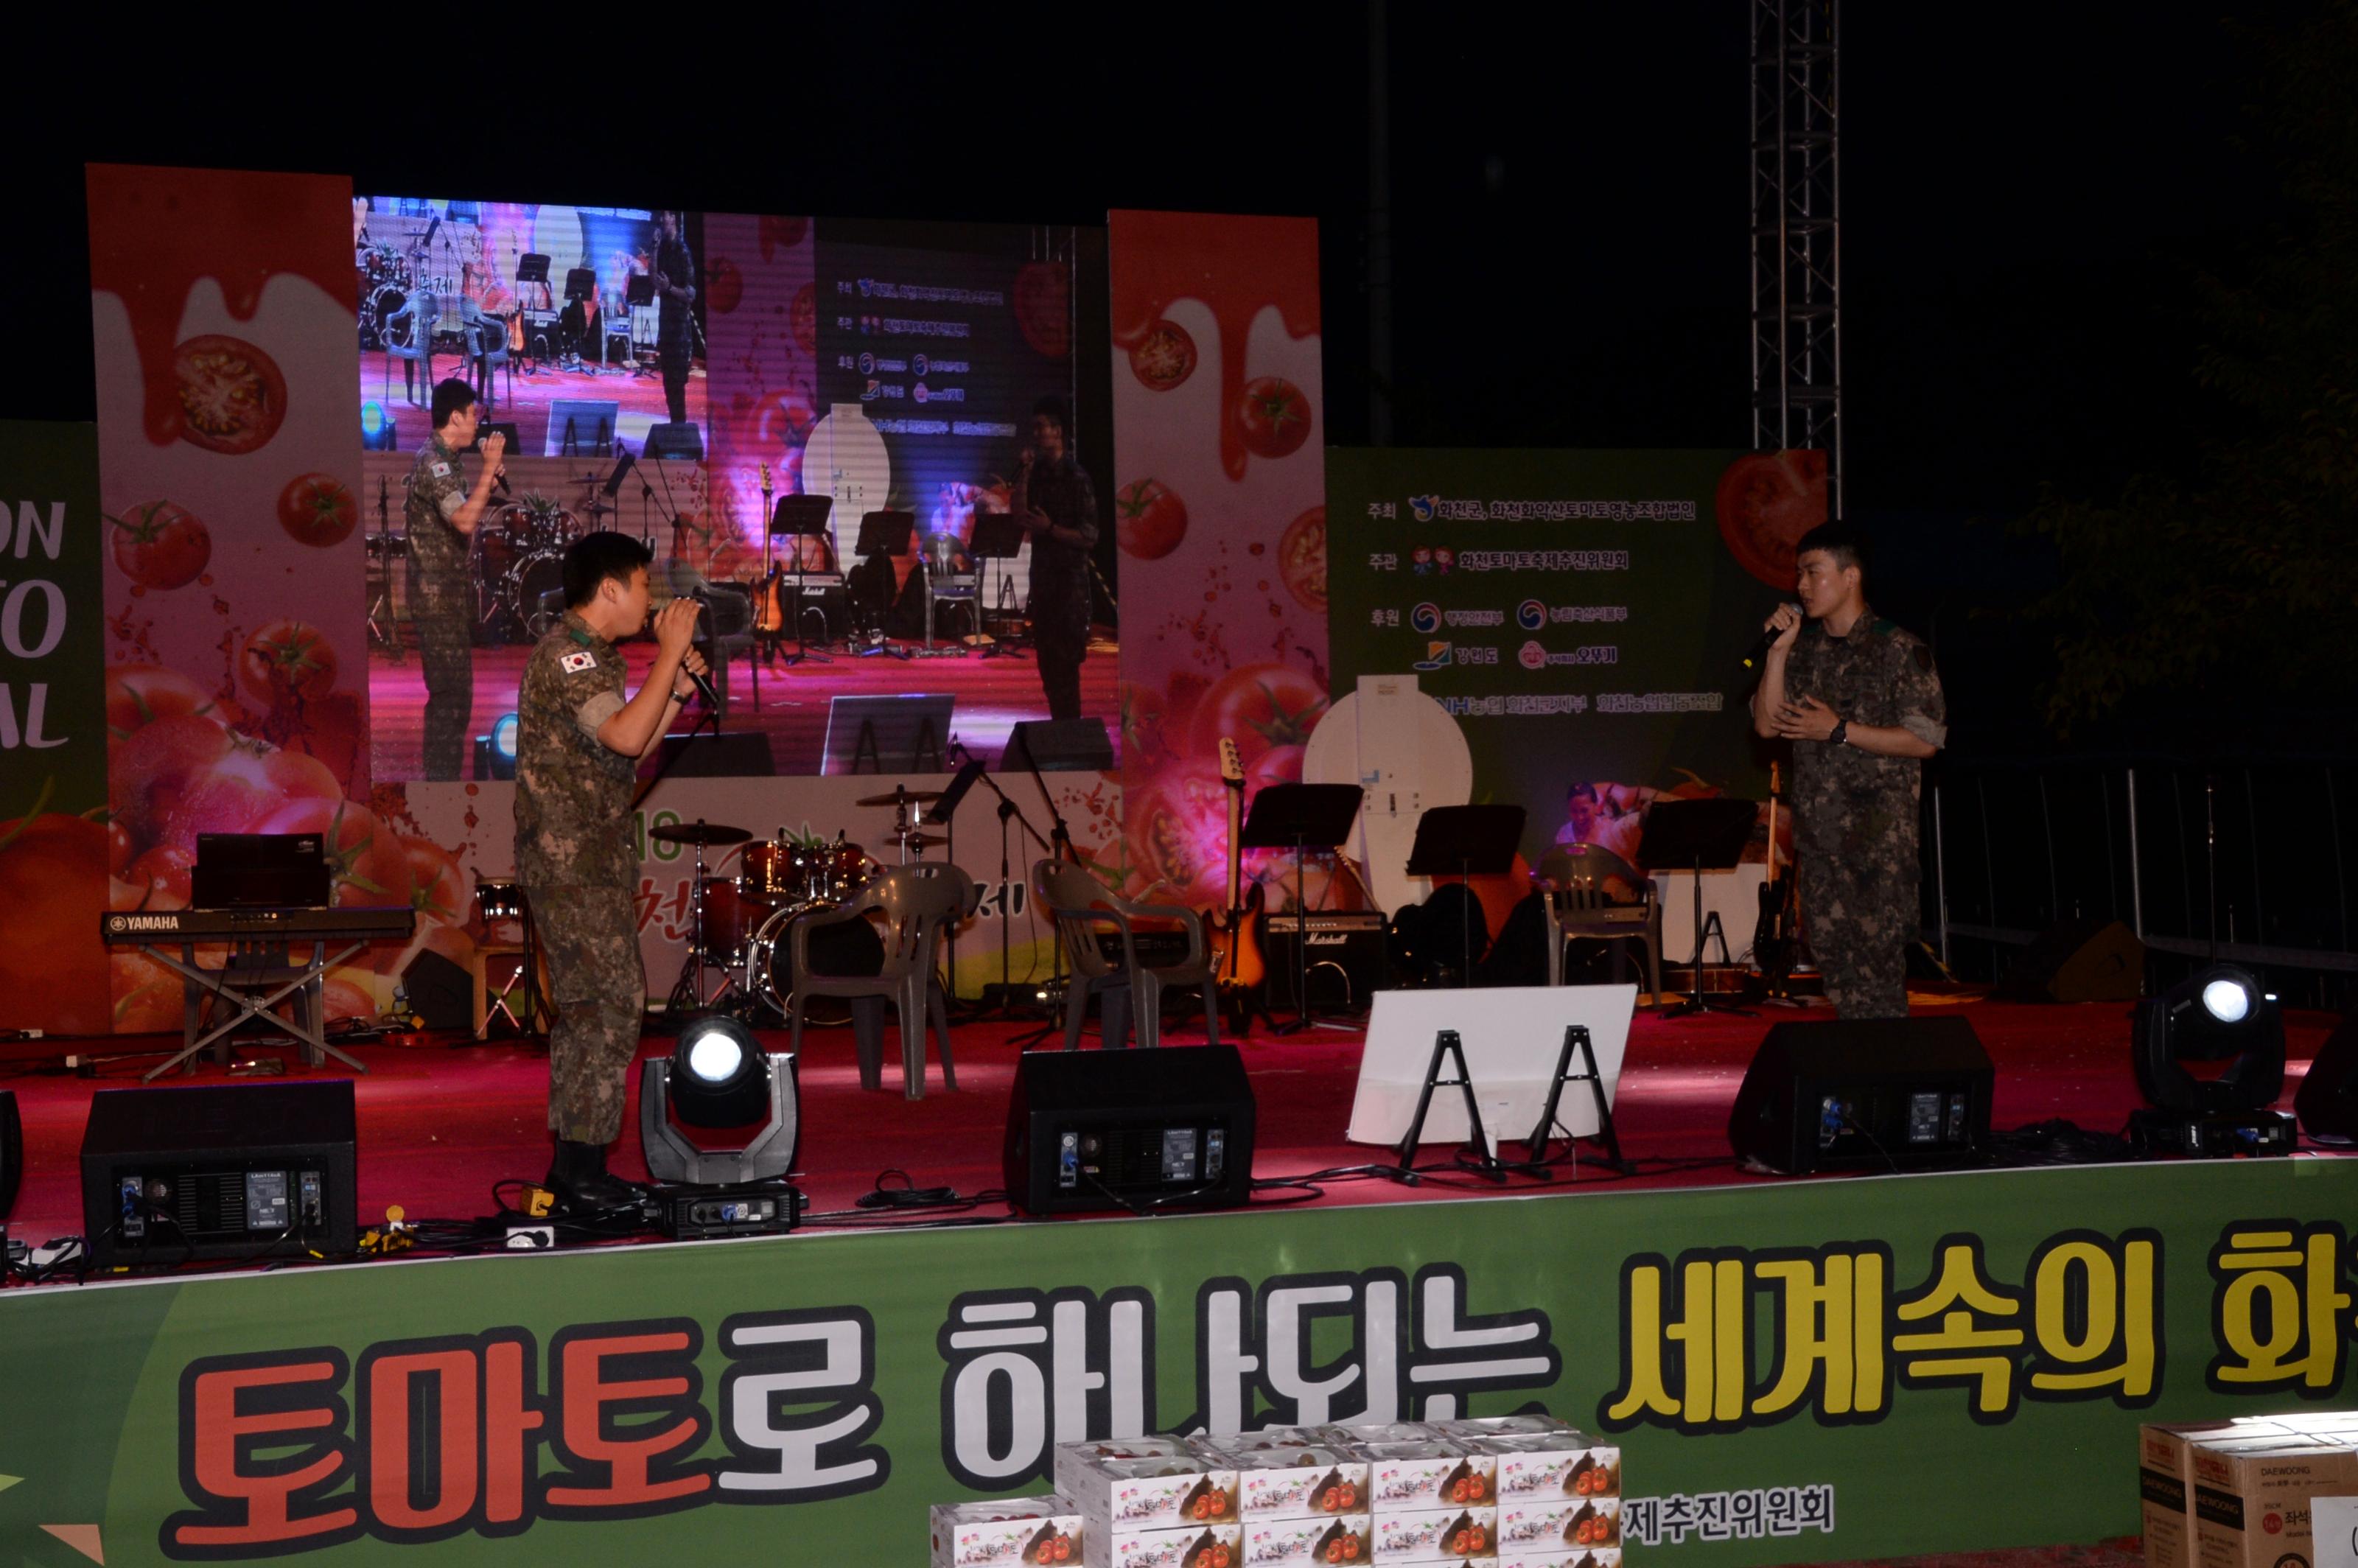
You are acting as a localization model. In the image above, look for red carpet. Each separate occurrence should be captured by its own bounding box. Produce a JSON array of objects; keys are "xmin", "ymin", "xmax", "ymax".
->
[{"xmin": 1, "ymin": 995, "xmax": 2339, "ymax": 1256}]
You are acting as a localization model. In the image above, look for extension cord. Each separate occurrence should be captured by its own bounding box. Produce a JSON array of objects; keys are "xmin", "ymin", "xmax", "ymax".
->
[{"xmin": 856, "ymin": 1186, "xmax": 959, "ymax": 1209}]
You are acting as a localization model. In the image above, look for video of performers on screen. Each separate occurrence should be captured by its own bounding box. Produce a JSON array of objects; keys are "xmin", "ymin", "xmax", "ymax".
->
[{"xmin": 359, "ymin": 200, "xmax": 1105, "ymax": 783}]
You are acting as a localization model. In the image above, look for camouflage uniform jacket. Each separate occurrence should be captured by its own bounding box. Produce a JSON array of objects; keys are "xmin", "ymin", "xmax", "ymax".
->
[
  {"xmin": 1782, "ymin": 612, "xmax": 1947, "ymax": 864},
  {"xmin": 404, "ymin": 435, "xmax": 472, "ymax": 618},
  {"xmin": 514, "ymin": 612, "xmax": 639, "ymax": 889}
]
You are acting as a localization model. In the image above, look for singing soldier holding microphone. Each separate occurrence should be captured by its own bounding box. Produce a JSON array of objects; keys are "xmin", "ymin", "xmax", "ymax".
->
[
  {"xmin": 407, "ymin": 378, "xmax": 505, "ymax": 781},
  {"xmin": 1749, "ymin": 522, "xmax": 1947, "ymax": 1020}
]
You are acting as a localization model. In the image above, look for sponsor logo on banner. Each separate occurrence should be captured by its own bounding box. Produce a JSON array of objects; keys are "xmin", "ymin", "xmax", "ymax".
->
[
  {"xmin": 1522, "ymin": 640, "xmax": 1620, "ymax": 669},
  {"xmin": 1414, "ymin": 641, "xmax": 1453, "ymax": 671},
  {"xmin": 1410, "ymin": 603, "xmax": 1441, "ymax": 634},
  {"xmin": 913, "ymin": 353, "xmax": 929, "ymax": 377},
  {"xmin": 1518, "ymin": 599, "xmax": 1547, "ymax": 631},
  {"xmin": 1407, "ymin": 494, "xmax": 1440, "ymax": 522}
]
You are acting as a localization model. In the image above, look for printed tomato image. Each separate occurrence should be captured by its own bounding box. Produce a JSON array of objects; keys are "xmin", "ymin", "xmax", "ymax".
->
[
  {"xmin": 1186, "ymin": 662, "xmax": 1330, "ymax": 765},
  {"xmin": 1128, "ymin": 319, "xmax": 1197, "ymax": 391},
  {"xmin": 1012, "ymin": 261, "xmax": 1071, "ymax": 359},
  {"xmin": 239, "ymin": 620, "xmax": 338, "ymax": 708},
  {"xmin": 125, "ymin": 844, "xmax": 198, "ymax": 911},
  {"xmin": 276, "ymin": 472, "xmax": 357, "ymax": 547},
  {"xmin": 759, "ymin": 214, "xmax": 808, "ymax": 259},
  {"xmin": 112, "ymin": 715, "xmax": 342, "ymax": 854},
  {"xmin": 108, "ymin": 500, "xmax": 210, "ymax": 589},
  {"xmin": 106, "ymin": 663, "xmax": 225, "ymax": 737},
  {"xmin": 791, "ymin": 282, "xmax": 818, "ymax": 355},
  {"xmin": 0, "ymin": 807, "xmax": 113, "ymax": 1035},
  {"xmin": 1278, "ymin": 505, "xmax": 1326, "ymax": 610},
  {"xmin": 111, "ymin": 951, "xmax": 183, "ymax": 1035},
  {"xmin": 172, "ymin": 334, "xmax": 287, "ymax": 455},
  {"xmin": 1236, "ymin": 376, "xmax": 1312, "ymax": 460},
  {"xmin": 705, "ymin": 255, "xmax": 744, "ymax": 314},
  {"xmin": 1715, "ymin": 448, "xmax": 1829, "ymax": 589},
  {"xmin": 1116, "ymin": 477, "xmax": 1187, "ymax": 559}
]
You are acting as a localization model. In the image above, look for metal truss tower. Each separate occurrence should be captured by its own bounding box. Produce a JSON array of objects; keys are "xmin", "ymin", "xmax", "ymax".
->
[{"xmin": 1750, "ymin": 0, "xmax": 1842, "ymax": 517}]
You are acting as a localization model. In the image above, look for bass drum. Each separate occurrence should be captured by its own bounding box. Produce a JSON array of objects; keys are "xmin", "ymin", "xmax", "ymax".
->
[
  {"xmin": 368, "ymin": 284, "xmax": 412, "ymax": 350},
  {"xmin": 747, "ymin": 900, "xmax": 886, "ymax": 1021},
  {"xmin": 511, "ymin": 551, "xmax": 569, "ymax": 639}
]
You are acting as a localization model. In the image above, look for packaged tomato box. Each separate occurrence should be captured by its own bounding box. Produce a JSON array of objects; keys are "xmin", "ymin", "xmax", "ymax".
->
[{"xmin": 931, "ymin": 1497, "xmax": 1084, "ymax": 1568}]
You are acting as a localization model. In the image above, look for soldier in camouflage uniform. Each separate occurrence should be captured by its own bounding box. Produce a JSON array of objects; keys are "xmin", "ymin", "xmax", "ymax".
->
[
  {"xmin": 1751, "ymin": 523, "xmax": 1946, "ymax": 1019},
  {"xmin": 1015, "ymin": 395, "xmax": 1099, "ymax": 721},
  {"xmin": 514, "ymin": 530, "xmax": 707, "ymax": 1209},
  {"xmin": 406, "ymin": 379, "xmax": 506, "ymax": 780}
]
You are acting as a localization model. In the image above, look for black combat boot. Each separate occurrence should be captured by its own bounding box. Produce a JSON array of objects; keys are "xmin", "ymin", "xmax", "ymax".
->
[{"xmin": 545, "ymin": 1140, "xmax": 643, "ymax": 1214}]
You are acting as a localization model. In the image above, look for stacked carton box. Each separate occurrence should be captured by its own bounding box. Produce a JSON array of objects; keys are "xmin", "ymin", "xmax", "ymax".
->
[
  {"xmin": 933, "ymin": 1417, "xmax": 1623, "ymax": 1568},
  {"xmin": 2138, "ymin": 1411, "xmax": 2358, "ymax": 1568}
]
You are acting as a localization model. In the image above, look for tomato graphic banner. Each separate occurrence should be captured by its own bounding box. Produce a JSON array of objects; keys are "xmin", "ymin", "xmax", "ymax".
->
[
  {"xmin": 0, "ymin": 1158, "xmax": 2351, "ymax": 1564},
  {"xmin": 0, "ymin": 419, "xmax": 108, "ymax": 1035},
  {"xmin": 1108, "ymin": 210, "xmax": 1330, "ymax": 913},
  {"xmin": 1325, "ymin": 448, "xmax": 1825, "ymax": 866}
]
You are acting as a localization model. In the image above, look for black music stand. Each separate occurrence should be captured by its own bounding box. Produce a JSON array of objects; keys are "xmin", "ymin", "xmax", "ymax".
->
[
  {"xmin": 967, "ymin": 510, "xmax": 1028, "ymax": 657},
  {"xmin": 515, "ymin": 253, "xmax": 552, "ymax": 370},
  {"xmin": 769, "ymin": 494, "xmax": 836, "ymax": 665},
  {"xmin": 1637, "ymin": 797, "xmax": 1760, "ymax": 1018},
  {"xmin": 1405, "ymin": 804, "xmax": 1527, "ymax": 989},
  {"xmin": 1244, "ymin": 783, "xmax": 1368, "ymax": 1035},
  {"xmin": 853, "ymin": 509, "xmax": 917, "ymax": 659}
]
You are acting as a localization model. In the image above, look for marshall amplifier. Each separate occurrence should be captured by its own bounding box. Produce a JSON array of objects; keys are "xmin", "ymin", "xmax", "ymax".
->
[{"xmin": 1264, "ymin": 911, "xmax": 1390, "ymax": 1012}]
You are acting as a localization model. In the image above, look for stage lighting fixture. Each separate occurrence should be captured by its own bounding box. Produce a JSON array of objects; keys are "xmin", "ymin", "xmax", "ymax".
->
[
  {"xmin": 361, "ymin": 401, "xmax": 397, "ymax": 452},
  {"xmin": 472, "ymin": 713, "xmax": 520, "ymax": 780},
  {"xmin": 2128, "ymin": 965, "xmax": 2295, "ymax": 1156},
  {"xmin": 638, "ymin": 1015, "xmax": 800, "ymax": 1189}
]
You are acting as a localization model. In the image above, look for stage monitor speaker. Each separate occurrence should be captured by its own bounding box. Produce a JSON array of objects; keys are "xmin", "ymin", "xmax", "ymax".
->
[
  {"xmin": 80, "ymin": 1080, "xmax": 358, "ymax": 1267},
  {"xmin": 1994, "ymin": 917, "xmax": 2144, "ymax": 1004},
  {"xmin": 652, "ymin": 730, "xmax": 776, "ymax": 777},
  {"xmin": 1004, "ymin": 1044, "xmax": 1255, "ymax": 1214},
  {"xmin": 645, "ymin": 421, "xmax": 704, "ymax": 461},
  {"xmin": 2295, "ymin": 1014, "xmax": 2358, "ymax": 1142},
  {"xmin": 402, "ymin": 949, "xmax": 475, "ymax": 1032},
  {"xmin": 1728, "ymin": 1016, "xmax": 1993, "ymax": 1175},
  {"xmin": 0, "ymin": 1089, "xmax": 20, "ymax": 1222}
]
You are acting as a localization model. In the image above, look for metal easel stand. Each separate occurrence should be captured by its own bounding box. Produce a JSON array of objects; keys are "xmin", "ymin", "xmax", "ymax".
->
[
  {"xmin": 1391, "ymin": 1029, "xmax": 1509, "ymax": 1185},
  {"xmin": 1511, "ymin": 1024, "xmax": 1631, "ymax": 1176}
]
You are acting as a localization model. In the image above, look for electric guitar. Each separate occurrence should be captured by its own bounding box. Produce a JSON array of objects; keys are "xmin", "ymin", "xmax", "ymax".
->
[
  {"xmin": 1202, "ymin": 737, "xmax": 1267, "ymax": 997},
  {"xmin": 751, "ymin": 462, "xmax": 788, "ymax": 636}
]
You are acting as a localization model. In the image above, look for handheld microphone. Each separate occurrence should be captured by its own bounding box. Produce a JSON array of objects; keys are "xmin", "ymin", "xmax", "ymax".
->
[
  {"xmin": 682, "ymin": 666, "xmax": 721, "ymax": 710},
  {"xmin": 1741, "ymin": 606, "xmax": 1803, "ymax": 671}
]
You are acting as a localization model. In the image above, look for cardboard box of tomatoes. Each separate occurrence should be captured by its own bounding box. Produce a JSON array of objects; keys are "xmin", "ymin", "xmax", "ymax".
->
[
  {"xmin": 1188, "ymin": 1429, "xmax": 1371, "ymax": 1520},
  {"xmin": 929, "ymin": 1496, "xmax": 1083, "ymax": 1568}
]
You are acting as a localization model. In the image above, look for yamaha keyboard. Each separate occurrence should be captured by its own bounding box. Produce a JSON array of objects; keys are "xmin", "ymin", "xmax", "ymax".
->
[{"xmin": 102, "ymin": 906, "xmax": 416, "ymax": 943}]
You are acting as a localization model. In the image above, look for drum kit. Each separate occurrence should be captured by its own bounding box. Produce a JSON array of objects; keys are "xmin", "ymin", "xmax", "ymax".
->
[
  {"xmin": 473, "ymin": 468, "xmax": 631, "ymax": 643},
  {"xmin": 652, "ymin": 785, "xmax": 948, "ymax": 1020}
]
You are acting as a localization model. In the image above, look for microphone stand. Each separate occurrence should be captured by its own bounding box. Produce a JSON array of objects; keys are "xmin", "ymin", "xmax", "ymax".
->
[
  {"xmin": 636, "ymin": 683, "xmax": 730, "ymax": 1029},
  {"xmin": 951, "ymin": 740, "xmax": 1059, "ymax": 1024}
]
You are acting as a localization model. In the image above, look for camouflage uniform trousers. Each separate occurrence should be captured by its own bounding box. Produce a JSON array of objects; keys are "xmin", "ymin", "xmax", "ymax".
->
[
  {"xmin": 1797, "ymin": 797, "xmax": 1917, "ymax": 1021},
  {"xmin": 535, "ymin": 885, "xmax": 646, "ymax": 1144},
  {"xmin": 415, "ymin": 603, "xmax": 473, "ymax": 783}
]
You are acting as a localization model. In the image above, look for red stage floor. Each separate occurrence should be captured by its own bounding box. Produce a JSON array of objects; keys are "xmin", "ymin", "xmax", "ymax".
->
[
  {"xmin": 367, "ymin": 637, "xmax": 1120, "ymax": 778},
  {"xmin": 1, "ymin": 997, "xmax": 2340, "ymax": 1267}
]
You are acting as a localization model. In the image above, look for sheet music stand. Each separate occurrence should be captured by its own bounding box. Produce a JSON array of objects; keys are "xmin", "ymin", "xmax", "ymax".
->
[
  {"xmin": 1405, "ymin": 803, "xmax": 1527, "ymax": 988},
  {"xmin": 770, "ymin": 494, "xmax": 836, "ymax": 665},
  {"xmin": 853, "ymin": 510, "xmax": 917, "ymax": 659},
  {"xmin": 1242, "ymin": 783, "xmax": 1368, "ymax": 1034},
  {"xmin": 1637, "ymin": 797, "xmax": 1760, "ymax": 1018},
  {"xmin": 968, "ymin": 510, "xmax": 1028, "ymax": 656}
]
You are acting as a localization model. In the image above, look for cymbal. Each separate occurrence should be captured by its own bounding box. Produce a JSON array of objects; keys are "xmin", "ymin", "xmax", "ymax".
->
[
  {"xmin": 856, "ymin": 788, "xmax": 943, "ymax": 808},
  {"xmin": 647, "ymin": 821, "xmax": 752, "ymax": 847},
  {"xmin": 897, "ymin": 833, "xmax": 948, "ymax": 850}
]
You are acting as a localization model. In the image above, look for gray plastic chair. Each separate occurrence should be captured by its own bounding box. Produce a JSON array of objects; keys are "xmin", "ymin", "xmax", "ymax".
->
[
  {"xmin": 1539, "ymin": 843, "xmax": 1663, "ymax": 995},
  {"xmin": 666, "ymin": 560, "xmax": 760, "ymax": 716},
  {"xmin": 383, "ymin": 290, "xmax": 441, "ymax": 406},
  {"xmin": 1034, "ymin": 858, "xmax": 1219, "ymax": 1051},
  {"xmin": 788, "ymin": 863, "xmax": 976, "ymax": 1098}
]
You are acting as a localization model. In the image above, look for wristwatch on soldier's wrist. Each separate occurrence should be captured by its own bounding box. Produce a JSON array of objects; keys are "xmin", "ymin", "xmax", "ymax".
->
[{"xmin": 1827, "ymin": 718, "xmax": 1850, "ymax": 747}]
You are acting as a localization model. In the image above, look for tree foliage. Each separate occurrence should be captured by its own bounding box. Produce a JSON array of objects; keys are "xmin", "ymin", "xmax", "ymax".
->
[{"xmin": 2020, "ymin": 1, "xmax": 2358, "ymax": 732}]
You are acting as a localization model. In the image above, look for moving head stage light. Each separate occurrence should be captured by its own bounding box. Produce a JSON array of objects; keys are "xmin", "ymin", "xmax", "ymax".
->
[
  {"xmin": 2128, "ymin": 965, "xmax": 2295, "ymax": 1157},
  {"xmin": 638, "ymin": 1016, "xmax": 802, "ymax": 1238}
]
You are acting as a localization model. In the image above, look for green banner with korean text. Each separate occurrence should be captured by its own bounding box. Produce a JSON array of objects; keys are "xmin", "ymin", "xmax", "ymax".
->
[{"xmin": 0, "ymin": 1159, "xmax": 2351, "ymax": 1567}]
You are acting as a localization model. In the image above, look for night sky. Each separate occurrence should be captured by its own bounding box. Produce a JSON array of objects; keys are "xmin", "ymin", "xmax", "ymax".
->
[{"xmin": 2, "ymin": 5, "xmax": 2272, "ymax": 750}]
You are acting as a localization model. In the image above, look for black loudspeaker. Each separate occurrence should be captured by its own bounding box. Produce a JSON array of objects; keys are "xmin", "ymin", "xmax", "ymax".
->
[
  {"xmin": 651, "ymin": 731, "xmax": 776, "ymax": 777},
  {"xmin": 0, "ymin": 1089, "xmax": 21, "ymax": 1222},
  {"xmin": 1728, "ymin": 1017, "xmax": 1994, "ymax": 1175},
  {"xmin": 2295, "ymin": 1015, "xmax": 2358, "ymax": 1142},
  {"xmin": 1994, "ymin": 917, "xmax": 2145, "ymax": 1004},
  {"xmin": 1004, "ymin": 1045, "xmax": 1256, "ymax": 1214},
  {"xmin": 402, "ymin": 949, "xmax": 475, "ymax": 1032},
  {"xmin": 644, "ymin": 421, "xmax": 704, "ymax": 461},
  {"xmin": 80, "ymin": 1080, "xmax": 358, "ymax": 1266}
]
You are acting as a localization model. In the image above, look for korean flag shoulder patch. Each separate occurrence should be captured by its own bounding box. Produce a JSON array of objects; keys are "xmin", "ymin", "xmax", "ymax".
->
[{"xmin": 560, "ymin": 651, "xmax": 597, "ymax": 674}]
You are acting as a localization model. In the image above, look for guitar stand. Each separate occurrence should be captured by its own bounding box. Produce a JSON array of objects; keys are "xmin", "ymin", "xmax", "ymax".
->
[
  {"xmin": 1510, "ymin": 1024, "xmax": 1631, "ymax": 1175},
  {"xmin": 1390, "ymin": 1029, "xmax": 1509, "ymax": 1184}
]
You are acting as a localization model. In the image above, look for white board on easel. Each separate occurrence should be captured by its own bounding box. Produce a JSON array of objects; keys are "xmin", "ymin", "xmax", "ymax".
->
[{"xmin": 1345, "ymin": 984, "xmax": 1637, "ymax": 1149}]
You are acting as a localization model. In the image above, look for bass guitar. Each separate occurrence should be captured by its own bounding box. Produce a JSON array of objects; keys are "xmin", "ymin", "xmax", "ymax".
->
[
  {"xmin": 1202, "ymin": 737, "xmax": 1267, "ymax": 1004},
  {"xmin": 750, "ymin": 462, "xmax": 789, "ymax": 637}
]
